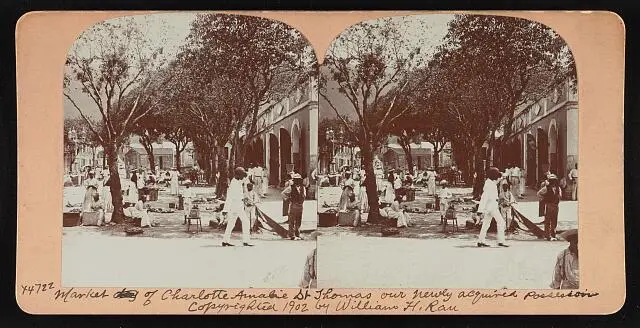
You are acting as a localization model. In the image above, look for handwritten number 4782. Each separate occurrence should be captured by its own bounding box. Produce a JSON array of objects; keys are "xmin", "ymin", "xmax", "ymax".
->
[{"xmin": 20, "ymin": 282, "xmax": 55, "ymax": 295}]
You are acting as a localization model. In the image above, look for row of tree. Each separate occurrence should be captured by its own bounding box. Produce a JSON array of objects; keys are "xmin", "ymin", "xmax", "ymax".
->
[
  {"xmin": 320, "ymin": 14, "xmax": 576, "ymax": 222},
  {"xmin": 64, "ymin": 14, "xmax": 315, "ymax": 223}
]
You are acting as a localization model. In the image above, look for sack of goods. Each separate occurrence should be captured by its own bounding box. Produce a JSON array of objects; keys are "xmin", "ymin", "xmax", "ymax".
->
[{"xmin": 81, "ymin": 212, "xmax": 101, "ymax": 226}]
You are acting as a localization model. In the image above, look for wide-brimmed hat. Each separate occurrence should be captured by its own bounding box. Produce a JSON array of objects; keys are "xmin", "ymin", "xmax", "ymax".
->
[{"xmin": 560, "ymin": 229, "xmax": 578, "ymax": 242}]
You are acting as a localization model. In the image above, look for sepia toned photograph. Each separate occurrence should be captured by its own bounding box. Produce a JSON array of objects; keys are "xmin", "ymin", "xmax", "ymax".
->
[
  {"xmin": 316, "ymin": 14, "xmax": 579, "ymax": 289},
  {"xmin": 61, "ymin": 13, "xmax": 319, "ymax": 288}
]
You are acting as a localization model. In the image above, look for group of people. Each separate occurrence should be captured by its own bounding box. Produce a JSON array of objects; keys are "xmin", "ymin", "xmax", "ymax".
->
[
  {"xmin": 475, "ymin": 165, "xmax": 571, "ymax": 246},
  {"xmin": 79, "ymin": 169, "xmax": 115, "ymax": 226},
  {"xmin": 219, "ymin": 165, "xmax": 310, "ymax": 246},
  {"xmin": 474, "ymin": 166, "xmax": 579, "ymax": 288}
]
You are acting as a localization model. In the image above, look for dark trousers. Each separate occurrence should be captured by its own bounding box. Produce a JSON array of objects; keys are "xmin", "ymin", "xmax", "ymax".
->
[
  {"xmin": 544, "ymin": 203, "xmax": 559, "ymax": 239},
  {"xmin": 288, "ymin": 204, "xmax": 303, "ymax": 238}
]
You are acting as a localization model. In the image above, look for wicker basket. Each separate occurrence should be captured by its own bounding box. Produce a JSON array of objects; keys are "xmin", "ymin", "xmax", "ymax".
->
[{"xmin": 381, "ymin": 227, "xmax": 399, "ymax": 236}]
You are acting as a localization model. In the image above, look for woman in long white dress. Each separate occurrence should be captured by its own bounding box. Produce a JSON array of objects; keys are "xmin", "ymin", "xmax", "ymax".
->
[
  {"xmin": 170, "ymin": 168, "xmax": 179, "ymax": 195},
  {"xmin": 101, "ymin": 173, "xmax": 114, "ymax": 215},
  {"xmin": 383, "ymin": 172, "xmax": 396, "ymax": 203},
  {"xmin": 125, "ymin": 174, "xmax": 139, "ymax": 206},
  {"xmin": 82, "ymin": 172, "xmax": 99, "ymax": 214}
]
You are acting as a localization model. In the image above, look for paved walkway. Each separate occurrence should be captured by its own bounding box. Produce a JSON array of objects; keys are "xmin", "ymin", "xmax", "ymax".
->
[
  {"xmin": 317, "ymin": 235, "xmax": 568, "ymax": 289},
  {"xmin": 62, "ymin": 228, "xmax": 315, "ymax": 288}
]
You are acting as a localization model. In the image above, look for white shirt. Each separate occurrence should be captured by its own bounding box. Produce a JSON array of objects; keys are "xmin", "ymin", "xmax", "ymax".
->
[
  {"xmin": 511, "ymin": 167, "xmax": 521, "ymax": 177},
  {"xmin": 439, "ymin": 188, "xmax": 452, "ymax": 200},
  {"xmin": 393, "ymin": 177, "xmax": 402, "ymax": 189},
  {"xmin": 224, "ymin": 178, "xmax": 246, "ymax": 212},
  {"xmin": 478, "ymin": 179, "xmax": 499, "ymax": 213},
  {"xmin": 182, "ymin": 187, "xmax": 194, "ymax": 201},
  {"xmin": 569, "ymin": 168, "xmax": 578, "ymax": 179},
  {"xmin": 254, "ymin": 167, "xmax": 264, "ymax": 177},
  {"xmin": 136, "ymin": 177, "xmax": 145, "ymax": 189}
]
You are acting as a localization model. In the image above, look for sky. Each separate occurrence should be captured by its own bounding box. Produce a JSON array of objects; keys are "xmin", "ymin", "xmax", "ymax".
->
[
  {"xmin": 319, "ymin": 14, "xmax": 455, "ymax": 121},
  {"xmin": 64, "ymin": 12, "xmax": 455, "ymax": 127},
  {"xmin": 64, "ymin": 13, "xmax": 196, "ymax": 118}
]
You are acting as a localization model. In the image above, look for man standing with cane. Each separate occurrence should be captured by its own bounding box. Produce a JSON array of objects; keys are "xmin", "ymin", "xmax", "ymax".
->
[{"xmin": 476, "ymin": 167, "xmax": 509, "ymax": 248}]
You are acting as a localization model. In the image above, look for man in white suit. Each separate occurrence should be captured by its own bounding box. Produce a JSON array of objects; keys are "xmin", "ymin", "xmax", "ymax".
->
[
  {"xmin": 222, "ymin": 167, "xmax": 253, "ymax": 247},
  {"xmin": 476, "ymin": 167, "xmax": 509, "ymax": 248}
]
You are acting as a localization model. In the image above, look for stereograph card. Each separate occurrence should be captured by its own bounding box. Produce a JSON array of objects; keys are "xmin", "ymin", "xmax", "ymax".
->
[{"xmin": 15, "ymin": 10, "xmax": 624, "ymax": 315}]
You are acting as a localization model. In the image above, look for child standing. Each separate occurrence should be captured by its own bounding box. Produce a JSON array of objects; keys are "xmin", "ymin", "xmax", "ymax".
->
[
  {"xmin": 499, "ymin": 183, "xmax": 517, "ymax": 233},
  {"xmin": 181, "ymin": 182, "xmax": 194, "ymax": 224},
  {"xmin": 244, "ymin": 183, "xmax": 260, "ymax": 232},
  {"xmin": 439, "ymin": 183, "xmax": 453, "ymax": 222}
]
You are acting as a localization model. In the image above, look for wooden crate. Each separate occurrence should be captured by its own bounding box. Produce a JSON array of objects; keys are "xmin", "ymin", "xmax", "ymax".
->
[
  {"xmin": 318, "ymin": 212, "xmax": 338, "ymax": 227},
  {"xmin": 63, "ymin": 212, "xmax": 81, "ymax": 227}
]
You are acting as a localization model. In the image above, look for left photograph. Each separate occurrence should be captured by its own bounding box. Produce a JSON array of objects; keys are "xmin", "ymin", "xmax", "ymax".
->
[{"xmin": 62, "ymin": 13, "xmax": 319, "ymax": 288}]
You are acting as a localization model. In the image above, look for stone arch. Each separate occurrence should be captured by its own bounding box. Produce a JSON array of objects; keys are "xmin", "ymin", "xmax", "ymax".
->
[
  {"xmin": 291, "ymin": 119, "xmax": 302, "ymax": 174},
  {"xmin": 279, "ymin": 127, "xmax": 292, "ymax": 185},
  {"xmin": 268, "ymin": 132, "xmax": 280, "ymax": 185},
  {"xmin": 526, "ymin": 132, "xmax": 537, "ymax": 187},
  {"xmin": 537, "ymin": 127, "xmax": 549, "ymax": 184},
  {"xmin": 548, "ymin": 119, "xmax": 559, "ymax": 175}
]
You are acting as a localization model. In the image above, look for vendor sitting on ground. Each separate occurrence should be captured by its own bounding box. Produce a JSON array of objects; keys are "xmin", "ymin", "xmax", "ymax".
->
[
  {"xmin": 81, "ymin": 191, "xmax": 106, "ymax": 226},
  {"xmin": 124, "ymin": 199, "xmax": 154, "ymax": 228},
  {"xmin": 380, "ymin": 194, "xmax": 411, "ymax": 228}
]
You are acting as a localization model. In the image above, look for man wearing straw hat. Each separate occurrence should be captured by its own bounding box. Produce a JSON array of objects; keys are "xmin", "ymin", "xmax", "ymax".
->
[
  {"xmin": 282, "ymin": 173, "xmax": 306, "ymax": 240},
  {"xmin": 537, "ymin": 174, "xmax": 562, "ymax": 241},
  {"xmin": 551, "ymin": 229, "xmax": 579, "ymax": 289}
]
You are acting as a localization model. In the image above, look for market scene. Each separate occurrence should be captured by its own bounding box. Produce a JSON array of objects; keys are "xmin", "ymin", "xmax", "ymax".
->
[
  {"xmin": 62, "ymin": 13, "xmax": 319, "ymax": 288},
  {"xmin": 316, "ymin": 14, "xmax": 579, "ymax": 289}
]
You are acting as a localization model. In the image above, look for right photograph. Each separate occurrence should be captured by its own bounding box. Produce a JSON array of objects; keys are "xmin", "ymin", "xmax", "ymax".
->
[{"xmin": 316, "ymin": 14, "xmax": 579, "ymax": 289}]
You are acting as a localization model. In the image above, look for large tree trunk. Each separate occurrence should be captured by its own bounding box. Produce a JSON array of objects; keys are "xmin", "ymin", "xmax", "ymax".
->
[
  {"xmin": 398, "ymin": 138, "xmax": 415, "ymax": 175},
  {"xmin": 105, "ymin": 143, "xmax": 124, "ymax": 224},
  {"xmin": 433, "ymin": 144, "xmax": 441, "ymax": 169},
  {"xmin": 175, "ymin": 148, "xmax": 182, "ymax": 171},
  {"xmin": 140, "ymin": 136, "xmax": 156, "ymax": 172},
  {"xmin": 361, "ymin": 144, "xmax": 381, "ymax": 223},
  {"xmin": 215, "ymin": 146, "xmax": 228, "ymax": 199}
]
